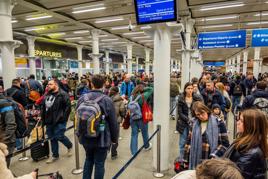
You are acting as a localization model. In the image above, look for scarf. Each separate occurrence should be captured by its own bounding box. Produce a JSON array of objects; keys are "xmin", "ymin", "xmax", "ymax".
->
[{"xmin": 189, "ymin": 115, "xmax": 219, "ymax": 169}]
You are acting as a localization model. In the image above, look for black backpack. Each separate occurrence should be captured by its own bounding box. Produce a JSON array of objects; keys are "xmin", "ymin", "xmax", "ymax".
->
[
  {"xmin": 233, "ymin": 84, "xmax": 243, "ymax": 96},
  {"xmin": 4, "ymin": 90, "xmax": 28, "ymax": 138},
  {"xmin": 224, "ymin": 96, "xmax": 232, "ymax": 112}
]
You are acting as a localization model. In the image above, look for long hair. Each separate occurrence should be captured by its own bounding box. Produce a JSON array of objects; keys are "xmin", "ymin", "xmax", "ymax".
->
[
  {"xmin": 192, "ymin": 101, "xmax": 211, "ymax": 118},
  {"xmin": 183, "ymin": 82, "xmax": 193, "ymax": 97},
  {"xmin": 234, "ymin": 109, "xmax": 268, "ymax": 158},
  {"xmin": 215, "ymin": 82, "xmax": 225, "ymax": 95}
]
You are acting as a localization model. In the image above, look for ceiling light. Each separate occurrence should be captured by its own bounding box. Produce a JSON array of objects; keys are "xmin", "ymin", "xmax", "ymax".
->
[
  {"xmin": 73, "ymin": 3, "xmax": 105, "ymax": 10},
  {"xmin": 140, "ymin": 25, "xmax": 152, "ymax": 30},
  {"xmin": 72, "ymin": 7, "xmax": 106, "ymax": 14},
  {"xmin": 132, "ymin": 36, "xmax": 151, "ymax": 39},
  {"xmin": 11, "ymin": 20, "xmax": 18, "ymax": 23},
  {"xmin": 254, "ymin": 13, "xmax": 268, "ymax": 17},
  {"xmin": 111, "ymin": 25, "xmax": 136, "ymax": 30},
  {"xmin": 24, "ymin": 27, "xmax": 45, "ymax": 32},
  {"xmin": 73, "ymin": 30, "xmax": 89, "ymax": 34},
  {"xmin": 95, "ymin": 17, "xmax": 124, "ymax": 23},
  {"xmin": 46, "ymin": 32, "xmax": 66, "ymax": 36},
  {"xmin": 65, "ymin": 37, "xmax": 82, "ymax": 40},
  {"xmin": 247, "ymin": 21, "xmax": 268, "ymax": 25},
  {"xmin": 123, "ymin": 31, "xmax": 144, "ymax": 36},
  {"xmin": 101, "ymin": 38, "xmax": 119, "ymax": 42},
  {"xmin": 139, "ymin": 40, "xmax": 153, "ymax": 43},
  {"xmin": 111, "ymin": 42, "xmax": 127, "ymax": 44},
  {"xmin": 79, "ymin": 41, "xmax": 92, "ymax": 43},
  {"xmin": 200, "ymin": 2, "xmax": 244, "ymax": 11},
  {"xmin": 201, "ymin": 24, "xmax": 233, "ymax": 28},
  {"xmin": 99, "ymin": 34, "xmax": 108, "ymax": 38},
  {"xmin": 26, "ymin": 15, "xmax": 52, "ymax": 21},
  {"xmin": 202, "ymin": 15, "xmax": 238, "ymax": 21}
]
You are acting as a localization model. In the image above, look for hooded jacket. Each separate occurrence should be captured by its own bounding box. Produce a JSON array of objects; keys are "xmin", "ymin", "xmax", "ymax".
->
[
  {"xmin": 242, "ymin": 89, "xmax": 268, "ymax": 110},
  {"xmin": 110, "ymin": 94, "xmax": 126, "ymax": 123}
]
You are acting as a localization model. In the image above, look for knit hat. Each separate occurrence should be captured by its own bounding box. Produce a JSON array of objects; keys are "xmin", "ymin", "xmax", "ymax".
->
[{"xmin": 212, "ymin": 104, "xmax": 221, "ymax": 110}]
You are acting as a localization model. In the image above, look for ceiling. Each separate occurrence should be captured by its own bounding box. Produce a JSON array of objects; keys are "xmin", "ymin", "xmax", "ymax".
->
[{"xmin": 11, "ymin": 0, "xmax": 268, "ymax": 62}]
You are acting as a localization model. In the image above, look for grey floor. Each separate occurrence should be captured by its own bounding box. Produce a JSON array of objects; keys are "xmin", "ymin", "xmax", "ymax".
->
[{"xmin": 10, "ymin": 114, "xmax": 235, "ymax": 179}]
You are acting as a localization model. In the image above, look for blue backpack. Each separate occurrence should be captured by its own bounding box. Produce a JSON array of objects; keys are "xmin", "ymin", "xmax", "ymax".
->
[{"xmin": 127, "ymin": 95, "xmax": 142, "ymax": 121}]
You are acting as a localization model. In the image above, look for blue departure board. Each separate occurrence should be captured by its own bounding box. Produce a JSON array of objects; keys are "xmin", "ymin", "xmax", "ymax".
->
[{"xmin": 134, "ymin": 0, "xmax": 177, "ymax": 24}]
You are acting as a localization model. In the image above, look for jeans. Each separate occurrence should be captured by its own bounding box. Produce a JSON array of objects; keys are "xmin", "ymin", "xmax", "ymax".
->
[
  {"xmin": 111, "ymin": 122, "xmax": 120, "ymax": 157},
  {"xmin": 170, "ymin": 97, "xmax": 177, "ymax": 117},
  {"xmin": 232, "ymin": 96, "xmax": 241, "ymax": 113},
  {"xmin": 179, "ymin": 127, "xmax": 188, "ymax": 159},
  {"xmin": 46, "ymin": 122, "xmax": 73, "ymax": 158},
  {"xmin": 82, "ymin": 147, "xmax": 108, "ymax": 179},
  {"xmin": 130, "ymin": 119, "xmax": 149, "ymax": 155},
  {"xmin": 16, "ymin": 138, "xmax": 23, "ymax": 150}
]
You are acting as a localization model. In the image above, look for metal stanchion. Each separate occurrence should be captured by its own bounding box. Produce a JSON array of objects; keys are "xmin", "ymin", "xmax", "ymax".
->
[
  {"xmin": 71, "ymin": 122, "xmax": 83, "ymax": 175},
  {"xmin": 18, "ymin": 138, "xmax": 29, "ymax": 161},
  {"xmin": 153, "ymin": 125, "xmax": 164, "ymax": 178}
]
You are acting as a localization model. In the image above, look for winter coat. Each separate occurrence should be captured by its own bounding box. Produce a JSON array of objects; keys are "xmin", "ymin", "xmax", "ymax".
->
[
  {"xmin": 225, "ymin": 144, "xmax": 267, "ymax": 179},
  {"xmin": 5, "ymin": 86, "xmax": 28, "ymax": 107},
  {"xmin": 230, "ymin": 80, "xmax": 246, "ymax": 97},
  {"xmin": 177, "ymin": 93, "xmax": 203, "ymax": 133},
  {"xmin": 242, "ymin": 89, "xmax": 268, "ymax": 110},
  {"xmin": 78, "ymin": 90, "xmax": 118, "ymax": 148},
  {"xmin": 201, "ymin": 89, "xmax": 226, "ymax": 112},
  {"xmin": 111, "ymin": 94, "xmax": 126, "ymax": 123},
  {"xmin": 0, "ymin": 95, "xmax": 16, "ymax": 146},
  {"xmin": 170, "ymin": 77, "xmax": 181, "ymax": 97},
  {"xmin": 41, "ymin": 89, "xmax": 71, "ymax": 125},
  {"xmin": 120, "ymin": 81, "xmax": 135, "ymax": 98},
  {"xmin": 0, "ymin": 143, "xmax": 33, "ymax": 179}
]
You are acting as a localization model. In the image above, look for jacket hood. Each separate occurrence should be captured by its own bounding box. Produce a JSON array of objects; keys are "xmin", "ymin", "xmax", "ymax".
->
[
  {"xmin": 252, "ymin": 89, "xmax": 268, "ymax": 98},
  {"xmin": 111, "ymin": 94, "xmax": 123, "ymax": 102}
]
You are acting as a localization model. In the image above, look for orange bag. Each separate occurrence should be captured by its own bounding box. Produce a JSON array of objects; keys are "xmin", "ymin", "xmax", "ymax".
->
[
  {"xmin": 141, "ymin": 94, "xmax": 153, "ymax": 124},
  {"xmin": 26, "ymin": 81, "xmax": 41, "ymax": 102}
]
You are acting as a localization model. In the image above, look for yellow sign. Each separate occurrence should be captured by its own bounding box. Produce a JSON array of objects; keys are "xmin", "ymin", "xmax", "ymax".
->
[{"xmin": 35, "ymin": 50, "xmax": 62, "ymax": 58}]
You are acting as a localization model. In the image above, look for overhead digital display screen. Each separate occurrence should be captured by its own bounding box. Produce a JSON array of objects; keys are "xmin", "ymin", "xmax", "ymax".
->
[
  {"xmin": 134, "ymin": 0, "xmax": 177, "ymax": 25},
  {"xmin": 203, "ymin": 61, "xmax": 225, "ymax": 67}
]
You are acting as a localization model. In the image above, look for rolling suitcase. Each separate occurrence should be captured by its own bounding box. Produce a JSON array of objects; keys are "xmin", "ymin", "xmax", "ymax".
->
[{"xmin": 30, "ymin": 120, "xmax": 50, "ymax": 161}]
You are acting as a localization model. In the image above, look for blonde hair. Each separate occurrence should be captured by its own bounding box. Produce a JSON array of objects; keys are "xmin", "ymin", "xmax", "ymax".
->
[{"xmin": 215, "ymin": 82, "xmax": 225, "ymax": 94}]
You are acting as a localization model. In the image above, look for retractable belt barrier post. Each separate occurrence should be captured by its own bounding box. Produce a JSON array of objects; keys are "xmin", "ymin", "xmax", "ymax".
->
[
  {"xmin": 112, "ymin": 126, "xmax": 160, "ymax": 179},
  {"xmin": 153, "ymin": 125, "xmax": 164, "ymax": 178},
  {"xmin": 71, "ymin": 121, "xmax": 83, "ymax": 175},
  {"xmin": 18, "ymin": 137, "xmax": 29, "ymax": 161}
]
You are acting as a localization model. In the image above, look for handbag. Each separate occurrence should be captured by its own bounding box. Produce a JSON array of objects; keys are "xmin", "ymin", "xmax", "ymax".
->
[
  {"xmin": 122, "ymin": 111, "xmax": 130, "ymax": 130},
  {"xmin": 141, "ymin": 94, "xmax": 153, "ymax": 124},
  {"xmin": 27, "ymin": 119, "xmax": 44, "ymax": 145},
  {"xmin": 26, "ymin": 81, "xmax": 41, "ymax": 102}
]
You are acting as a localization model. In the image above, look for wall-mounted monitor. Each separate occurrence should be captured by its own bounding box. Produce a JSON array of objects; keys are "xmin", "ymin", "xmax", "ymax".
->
[
  {"xmin": 203, "ymin": 61, "xmax": 225, "ymax": 67},
  {"xmin": 134, "ymin": 0, "xmax": 177, "ymax": 25}
]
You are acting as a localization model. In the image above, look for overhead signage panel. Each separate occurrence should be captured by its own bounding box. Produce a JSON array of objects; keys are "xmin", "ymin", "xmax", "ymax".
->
[
  {"xmin": 134, "ymin": 0, "xmax": 177, "ymax": 25},
  {"xmin": 251, "ymin": 29, "xmax": 268, "ymax": 47},
  {"xmin": 198, "ymin": 30, "xmax": 246, "ymax": 49}
]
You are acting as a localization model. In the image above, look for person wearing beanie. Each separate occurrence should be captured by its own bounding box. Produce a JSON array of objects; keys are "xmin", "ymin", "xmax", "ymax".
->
[{"xmin": 212, "ymin": 104, "xmax": 224, "ymax": 121}]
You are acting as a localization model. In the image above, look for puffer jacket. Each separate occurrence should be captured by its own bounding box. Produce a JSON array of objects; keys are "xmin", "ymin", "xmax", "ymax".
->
[
  {"xmin": 111, "ymin": 94, "xmax": 126, "ymax": 123},
  {"xmin": 170, "ymin": 77, "xmax": 180, "ymax": 97},
  {"xmin": 0, "ymin": 143, "xmax": 33, "ymax": 179},
  {"xmin": 0, "ymin": 95, "xmax": 16, "ymax": 145},
  {"xmin": 177, "ymin": 93, "xmax": 203, "ymax": 133},
  {"xmin": 225, "ymin": 144, "xmax": 267, "ymax": 179}
]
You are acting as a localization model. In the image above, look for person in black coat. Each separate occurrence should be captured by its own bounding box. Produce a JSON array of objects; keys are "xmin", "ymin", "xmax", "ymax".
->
[
  {"xmin": 5, "ymin": 78, "xmax": 28, "ymax": 108},
  {"xmin": 177, "ymin": 82, "xmax": 203, "ymax": 158},
  {"xmin": 229, "ymin": 76, "xmax": 246, "ymax": 112},
  {"xmin": 224, "ymin": 109, "xmax": 267, "ymax": 179}
]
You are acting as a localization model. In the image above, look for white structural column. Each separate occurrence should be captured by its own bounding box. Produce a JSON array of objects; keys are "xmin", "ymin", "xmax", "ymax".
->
[
  {"xmin": 77, "ymin": 45, "xmax": 83, "ymax": 79},
  {"xmin": 253, "ymin": 47, "xmax": 261, "ymax": 78},
  {"xmin": 242, "ymin": 50, "xmax": 248, "ymax": 75},
  {"xmin": 145, "ymin": 48, "xmax": 150, "ymax": 75},
  {"xmin": 236, "ymin": 54, "xmax": 241, "ymax": 73},
  {"xmin": 181, "ymin": 18, "xmax": 194, "ymax": 87},
  {"xmin": 127, "ymin": 43, "xmax": 133, "ymax": 74},
  {"xmin": 136, "ymin": 56, "xmax": 139, "ymax": 73},
  {"xmin": 190, "ymin": 50, "xmax": 203, "ymax": 79},
  {"xmin": 105, "ymin": 51, "xmax": 110, "ymax": 74},
  {"xmin": 0, "ymin": 0, "xmax": 21, "ymax": 88},
  {"xmin": 232, "ymin": 57, "xmax": 236, "ymax": 73},
  {"xmin": 26, "ymin": 36, "xmax": 36, "ymax": 77},
  {"xmin": 122, "ymin": 54, "xmax": 127, "ymax": 72},
  {"xmin": 152, "ymin": 24, "xmax": 172, "ymax": 171},
  {"xmin": 90, "ymin": 29, "xmax": 102, "ymax": 74}
]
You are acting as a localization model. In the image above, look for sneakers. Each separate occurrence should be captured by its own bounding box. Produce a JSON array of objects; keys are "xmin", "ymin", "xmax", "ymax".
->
[
  {"xmin": 111, "ymin": 155, "xmax": 118, "ymax": 160},
  {"xmin": 144, "ymin": 142, "xmax": 152, "ymax": 151},
  {"xmin": 174, "ymin": 130, "xmax": 179, "ymax": 134},
  {"xmin": 46, "ymin": 157, "xmax": 59, "ymax": 164},
  {"xmin": 66, "ymin": 148, "xmax": 73, "ymax": 157}
]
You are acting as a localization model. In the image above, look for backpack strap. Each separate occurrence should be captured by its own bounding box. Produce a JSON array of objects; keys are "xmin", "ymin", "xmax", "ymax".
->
[
  {"xmin": 94, "ymin": 94, "xmax": 106, "ymax": 103},
  {"xmin": 26, "ymin": 80, "xmax": 32, "ymax": 91},
  {"xmin": 0, "ymin": 106, "xmax": 13, "ymax": 113}
]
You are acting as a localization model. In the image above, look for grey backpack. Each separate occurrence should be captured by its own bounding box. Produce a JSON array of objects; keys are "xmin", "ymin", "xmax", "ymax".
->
[
  {"xmin": 253, "ymin": 97, "xmax": 268, "ymax": 115},
  {"xmin": 127, "ymin": 95, "xmax": 142, "ymax": 121}
]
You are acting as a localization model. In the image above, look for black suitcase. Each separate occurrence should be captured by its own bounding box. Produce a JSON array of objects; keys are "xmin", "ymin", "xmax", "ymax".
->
[{"xmin": 30, "ymin": 121, "xmax": 50, "ymax": 162}]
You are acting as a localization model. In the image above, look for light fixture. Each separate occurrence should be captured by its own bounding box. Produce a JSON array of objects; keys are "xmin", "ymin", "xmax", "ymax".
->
[
  {"xmin": 46, "ymin": 32, "xmax": 66, "ymax": 36},
  {"xmin": 132, "ymin": 36, "xmax": 151, "ymax": 39},
  {"xmin": 201, "ymin": 15, "xmax": 238, "ymax": 21},
  {"xmin": 139, "ymin": 40, "xmax": 153, "ymax": 43},
  {"xmin": 95, "ymin": 17, "xmax": 124, "ymax": 23},
  {"xmin": 111, "ymin": 25, "xmax": 136, "ymax": 30},
  {"xmin": 11, "ymin": 20, "xmax": 18, "ymax": 23},
  {"xmin": 65, "ymin": 37, "xmax": 82, "ymax": 40},
  {"xmin": 200, "ymin": 2, "xmax": 244, "ymax": 11},
  {"xmin": 247, "ymin": 21, "xmax": 268, "ymax": 25},
  {"xmin": 123, "ymin": 31, "xmax": 144, "ymax": 36},
  {"xmin": 72, "ymin": 7, "xmax": 106, "ymax": 14},
  {"xmin": 73, "ymin": 3, "xmax": 105, "ymax": 10},
  {"xmin": 111, "ymin": 41, "xmax": 127, "ymax": 44},
  {"xmin": 201, "ymin": 24, "xmax": 233, "ymax": 28},
  {"xmin": 73, "ymin": 30, "xmax": 89, "ymax": 34},
  {"xmin": 24, "ymin": 27, "xmax": 45, "ymax": 32},
  {"xmin": 254, "ymin": 13, "xmax": 268, "ymax": 17},
  {"xmin": 79, "ymin": 41, "xmax": 92, "ymax": 43},
  {"xmin": 101, "ymin": 38, "xmax": 119, "ymax": 42},
  {"xmin": 26, "ymin": 15, "xmax": 52, "ymax": 21},
  {"xmin": 99, "ymin": 34, "xmax": 108, "ymax": 38},
  {"xmin": 140, "ymin": 25, "xmax": 152, "ymax": 30}
]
